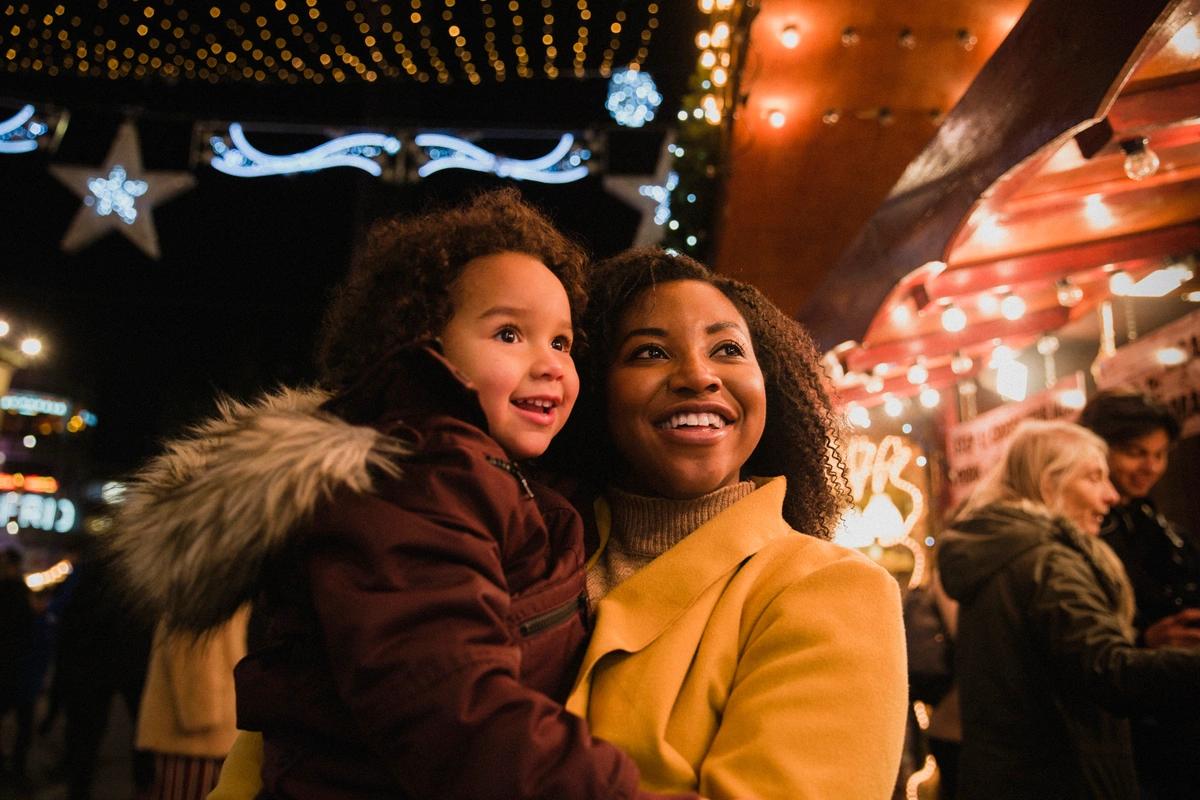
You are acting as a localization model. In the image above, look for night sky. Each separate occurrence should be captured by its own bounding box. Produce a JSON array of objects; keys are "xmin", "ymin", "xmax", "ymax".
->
[{"xmin": 0, "ymin": 11, "xmax": 697, "ymax": 475}]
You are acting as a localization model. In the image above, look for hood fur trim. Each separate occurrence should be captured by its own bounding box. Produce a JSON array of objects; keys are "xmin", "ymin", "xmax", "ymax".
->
[{"xmin": 108, "ymin": 387, "xmax": 410, "ymax": 632}]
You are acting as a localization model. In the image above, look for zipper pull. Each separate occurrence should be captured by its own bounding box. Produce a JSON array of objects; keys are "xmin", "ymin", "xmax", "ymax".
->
[{"xmin": 486, "ymin": 455, "xmax": 534, "ymax": 499}]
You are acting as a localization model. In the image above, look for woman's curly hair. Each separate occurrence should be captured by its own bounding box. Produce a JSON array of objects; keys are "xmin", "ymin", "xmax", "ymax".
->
[
  {"xmin": 555, "ymin": 247, "xmax": 850, "ymax": 538},
  {"xmin": 317, "ymin": 188, "xmax": 588, "ymax": 388}
]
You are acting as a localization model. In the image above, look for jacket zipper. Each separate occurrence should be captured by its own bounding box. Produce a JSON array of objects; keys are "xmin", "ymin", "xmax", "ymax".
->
[
  {"xmin": 519, "ymin": 593, "xmax": 585, "ymax": 637},
  {"xmin": 485, "ymin": 455, "xmax": 534, "ymax": 499}
]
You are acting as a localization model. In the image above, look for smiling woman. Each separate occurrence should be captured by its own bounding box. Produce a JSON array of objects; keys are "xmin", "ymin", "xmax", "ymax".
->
[{"xmin": 554, "ymin": 248, "xmax": 909, "ymax": 798}]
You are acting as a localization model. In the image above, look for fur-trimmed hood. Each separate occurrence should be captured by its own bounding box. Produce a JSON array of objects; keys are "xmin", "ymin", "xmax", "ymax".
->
[{"xmin": 107, "ymin": 387, "xmax": 411, "ymax": 632}]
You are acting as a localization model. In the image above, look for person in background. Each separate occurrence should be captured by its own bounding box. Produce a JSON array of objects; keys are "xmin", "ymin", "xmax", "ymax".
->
[
  {"xmin": 45, "ymin": 542, "xmax": 154, "ymax": 800},
  {"xmin": 939, "ymin": 420, "xmax": 1200, "ymax": 800},
  {"xmin": 0, "ymin": 547, "xmax": 34, "ymax": 788},
  {"xmin": 135, "ymin": 606, "xmax": 249, "ymax": 800},
  {"xmin": 1079, "ymin": 389, "xmax": 1200, "ymax": 799}
]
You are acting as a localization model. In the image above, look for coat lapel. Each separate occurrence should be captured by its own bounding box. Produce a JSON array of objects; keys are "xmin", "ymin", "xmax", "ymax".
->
[{"xmin": 567, "ymin": 477, "xmax": 792, "ymax": 712}]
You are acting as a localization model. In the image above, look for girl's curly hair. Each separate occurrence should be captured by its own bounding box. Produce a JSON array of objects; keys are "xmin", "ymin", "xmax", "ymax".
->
[
  {"xmin": 317, "ymin": 188, "xmax": 588, "ymax": 388},
  {"xmin": 555, "ymin": 247, "xmax": 850, "ymax": 538}
]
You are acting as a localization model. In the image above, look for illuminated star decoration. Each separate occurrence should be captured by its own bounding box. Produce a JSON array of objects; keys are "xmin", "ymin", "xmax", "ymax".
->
[
  {"xmin": 0, "ymin": 105, "xmax": 49, "ymax": 154},
  {"xmin": 49, "ymin": 121, "xmax": 195, "ymax": 260},
  {"xmin": 415, "ymin": 133, "xmax": 590, "ymax": 184},
  {"xmin": 605, "ymin": 68, "xmax": 663, "ymax": 128},
  {"xmin": 209, "ymin": 123, "xmax": 402, "ymax": 177},
  {"xmin": 603, "ymin": 135, "xmax": 677, "ymax": 246}
]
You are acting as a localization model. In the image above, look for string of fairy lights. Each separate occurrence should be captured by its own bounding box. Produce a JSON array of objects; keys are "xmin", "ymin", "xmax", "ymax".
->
[{"xmin": 0, "ymin": 0, "xmax": 659, "ymax": 85}]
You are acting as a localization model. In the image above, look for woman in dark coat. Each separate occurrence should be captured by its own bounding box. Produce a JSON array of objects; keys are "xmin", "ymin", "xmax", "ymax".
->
[{"xmin": 938, "ymin": 420, "xmax": 1200, "ymax": 800}]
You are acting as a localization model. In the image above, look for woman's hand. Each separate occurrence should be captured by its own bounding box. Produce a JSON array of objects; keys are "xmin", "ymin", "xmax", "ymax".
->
[{"xmin": 1144, "ymin": 609, "xmax": 1200, "ymax": 649}]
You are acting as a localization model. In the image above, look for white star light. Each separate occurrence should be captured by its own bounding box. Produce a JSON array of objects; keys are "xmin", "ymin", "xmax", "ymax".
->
[
  {"xmin": 49, "ymin": 122, "xmax": 195, "ymax": 260},
  {"xmin": 85, "ymin": 166, "xmax": 148, "ymax": 224},
  {"xmin": 604, "ymin": 135, "xmax": 677, "ymax": 247}
]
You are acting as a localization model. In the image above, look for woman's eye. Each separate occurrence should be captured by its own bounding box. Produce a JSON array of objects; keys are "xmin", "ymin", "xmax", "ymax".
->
[
  {"xmin": 551, "ymin": 335, "xmax": 572, "ymax": 353},
  {"xmin": 495, "ymin": 326, "xmax": 519, "ymax": 343},
  {"xmin": 630, "ymin": 343, "xmax": 668, "ymax": 360},
  {"xmin": 714, "ymin": 341, "xmax": 745, "ymax": 357}
]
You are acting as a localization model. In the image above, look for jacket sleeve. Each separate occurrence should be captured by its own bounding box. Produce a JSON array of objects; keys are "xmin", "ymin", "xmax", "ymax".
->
[
  {"xmin": 1029, "ymin": 546, "xmax": 1200, "ymax": 716},
  {"xmin": 308, "ymin": 436, "xmax": 685, "ymax": 800},
  {"xmin": 697, "ymin": 555, "xmax": 908, "ymax": 800}
]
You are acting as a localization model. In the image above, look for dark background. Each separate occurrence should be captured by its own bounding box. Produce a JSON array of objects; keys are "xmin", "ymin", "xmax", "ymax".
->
[{"xmin": 0, "ymin": 9, "xmax": 698, "ymax": 475}]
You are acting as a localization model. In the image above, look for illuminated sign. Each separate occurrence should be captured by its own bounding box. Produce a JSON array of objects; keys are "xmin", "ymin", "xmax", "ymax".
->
[
  {"xmin": 1, "ymin": 392, "xmax": 70, "ymax": 417},
  {"xmin": 0, "ymin": 473, "xmax": 60, "ymax": 493},
  {"xmin": 0, "ymin": 491, "xmax": 76, "ymax": 533}
]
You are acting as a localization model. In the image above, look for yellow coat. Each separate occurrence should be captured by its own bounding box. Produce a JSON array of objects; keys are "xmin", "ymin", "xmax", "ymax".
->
[
  {"xmin": 137, "ymin": 606, "xmax": 249, "ymax": 758},
  {"xmin": 211, "ymin": 479, "xmax": 907, "ymax": 799},
  {"xmin": 567, "ymin": 477, "xmax": 908, "ymax": 799}
]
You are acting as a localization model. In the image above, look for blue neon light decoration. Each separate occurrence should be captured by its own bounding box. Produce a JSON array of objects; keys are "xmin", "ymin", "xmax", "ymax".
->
[
  {"xmin": 85, "ymin": 166, "xmax": 148, "ymax": 225},
  {"xmin": 415, "ymin": 133, "xmax": 590, "ymax": 184},
  {"xmin": 642, "ymin": 170, "xmax": 679, "ymax": 226},
  {"xmin": 606, "ymin": 68, "xmax": 663, "ymax": 128},
  {"xmin": 209, "ymin": 123, "xmax": 402, "ymax": 177},
  {"xmin": 0, "ymin": 105, "xmax": 49, "ymax": 153}
]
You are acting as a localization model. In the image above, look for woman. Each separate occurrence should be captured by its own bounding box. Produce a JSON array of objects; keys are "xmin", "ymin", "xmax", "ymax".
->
[
  {"xmin": 211, "ymin": 247, "xmax": 908, "ymax": 798},
  {"xmin": 938, "ymin": 420, "xmax": 1200, "ymax": 800}
]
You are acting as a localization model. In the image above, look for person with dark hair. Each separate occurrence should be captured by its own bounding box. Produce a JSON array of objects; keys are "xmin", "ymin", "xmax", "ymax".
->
[
  {"xmin": 109, "ymin": 190, "xmax": 690, "ymax": 800},
  {"xmin": 1078, "ymin": 389, "xmax": 1200, "ymax": 799}
]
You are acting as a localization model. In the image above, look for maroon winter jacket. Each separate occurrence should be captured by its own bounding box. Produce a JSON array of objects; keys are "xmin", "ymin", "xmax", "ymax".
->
[{"xmin": 226, "ymin": 346, "xmax": 693, "ymax": 799}]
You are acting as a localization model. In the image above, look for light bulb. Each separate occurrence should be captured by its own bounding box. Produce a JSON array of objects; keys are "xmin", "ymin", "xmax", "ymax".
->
[
  {"xmin": 883, "ymin": 395, "xmax": 904, "ymax": 418},
  {"xmin": 696, "ymin": 31, "xmax": 711, "ymax": 48},
  {"xmin": 941, "ymin": 304, "xmax": 967, "ymax": 332},
  {"xmin": 1000, "ymin": 293, "xmax": 1026, "ymax": 320},
  {"xmin": 1120, "ymin": 137, "xmax": 1160, "ymax": 181},
  {"xmin": 1156, "ymin": 346, "xmax": 1187, "ymax": 366},
  {"xmin": 1056, "ymin": 278, "xmax": 1083, "ymax": 307},
  {"xmin": 1036, "ymin": 335, "xmax": 1059, "ymax": 355},
  {"xmin": 0, "ymin": 320, "xmax": 8, "ymax": 337},
  {"xmin": 847, "ymin": 403, "xmax": 871, "ymax": 429},
  {"xmin": 19, "ymin": 337, "xmax": 42, "ymax": 356},
  {"xmin": 779, "ymin": 24, "xmax": 800, "ymax": 49},
  {"xmin": 919, "ymin": 386, "xmax": 940, "ymax": 408},
  {"xmin": 951, "ymin": 354, "xmax": 974, "ymax": 375},
  {"xmin": 767, "ymin": 109, "xmax": 786, "ymax": 128},
  {"xmin": 699, "ymin": 49, "xmax": 717, "ymax": 68},
  {"xmin": 907, "ymin": 361, "xmax": 929, "ymax": 385}
]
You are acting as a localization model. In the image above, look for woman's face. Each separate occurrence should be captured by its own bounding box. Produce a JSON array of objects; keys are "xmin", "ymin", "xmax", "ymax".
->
[
  {"xmin": 1055, "ymin": 451, "xmax": 1120, "ymax": 536},
  {"xmin": 605, "ymin": 280, "xmax": 767, "ymax": 499}
]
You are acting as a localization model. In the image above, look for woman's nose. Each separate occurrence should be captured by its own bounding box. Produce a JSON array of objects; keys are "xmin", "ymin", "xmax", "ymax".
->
[
  {"xmin": 669, "ymin": 352, "xmax": 720, "ymax": 393},
  {"xmin": 1102, "ymin": 480, "xmax": 1119, "ymax": 506}
]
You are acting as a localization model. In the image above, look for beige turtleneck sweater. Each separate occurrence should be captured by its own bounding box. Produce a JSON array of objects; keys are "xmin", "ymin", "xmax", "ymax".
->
[{"xmin": 585, "ymin": 481, "xmax": 756, "ymax": 609}]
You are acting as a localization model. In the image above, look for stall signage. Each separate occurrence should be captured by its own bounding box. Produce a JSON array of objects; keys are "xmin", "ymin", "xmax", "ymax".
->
[
  {"xmin": 945, "ymin": 373, "xmax": 1083, "ymax": 507},
  {"xmin": 1093, "ymin": 308, "xmax": 1200, "ymax": 439},
  {"xmin": 0, "ymin": 490, "xmax": 76, "ymax": 533},
  {"xmin": 0, "ymin": 391, "xmax": 70, "ymax": 417}
]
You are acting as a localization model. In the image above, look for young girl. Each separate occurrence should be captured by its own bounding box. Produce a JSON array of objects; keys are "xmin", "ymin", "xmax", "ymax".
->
[{"xmin": 109, "ymin": 190, "xmax": 688, "ymax": 799}]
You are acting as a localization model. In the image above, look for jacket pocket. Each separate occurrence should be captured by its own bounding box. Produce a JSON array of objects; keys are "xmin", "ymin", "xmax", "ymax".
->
[{"xmin": 518, "ymin": 593, "xmax": 585, "ymax": 637}]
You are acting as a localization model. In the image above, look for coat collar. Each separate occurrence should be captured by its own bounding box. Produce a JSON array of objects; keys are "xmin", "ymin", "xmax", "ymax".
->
[{"xmin": 577, "ymin": 476, "xmax": 792, "ymax": 665}]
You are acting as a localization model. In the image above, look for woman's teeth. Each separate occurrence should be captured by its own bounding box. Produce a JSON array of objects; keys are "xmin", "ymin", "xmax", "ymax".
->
[{"xmin": 658, "ymin": 412, "xmax": 727, "ymax": 429}]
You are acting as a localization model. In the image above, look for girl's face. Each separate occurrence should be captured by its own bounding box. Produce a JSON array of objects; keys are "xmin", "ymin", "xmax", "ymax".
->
[
  {"xmin": 605, "ymin": 280, "xmax": 767, "ymax": 499},
  {"xmin": 1054, "ymin": 451, "xmax": 1120, "ymax": 536},
  {"xmin": 440, "ymin": 251, "xmax": 579, "ymax": 460}
]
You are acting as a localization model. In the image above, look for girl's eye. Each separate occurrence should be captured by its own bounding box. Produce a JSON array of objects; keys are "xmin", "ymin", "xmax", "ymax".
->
[
  {"xmin": 630, "ymin": 343, "xmax": 669, "ymax": 360},
  {"xmin": 551, "ymin": 335, "xmax": 572, "ymax": 353},
  {"xmin": 714, "ymin": 341, "xmax": 745, "ymax": 357},
  {"xmin": 495, "ymin": 326, "xmax": 520, "ymax": 344}
]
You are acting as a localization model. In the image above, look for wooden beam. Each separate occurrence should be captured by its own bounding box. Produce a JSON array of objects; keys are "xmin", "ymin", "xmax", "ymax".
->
[{"xmin": 798, "ymin": 0, "xmax": 1188, "ymax": 349}]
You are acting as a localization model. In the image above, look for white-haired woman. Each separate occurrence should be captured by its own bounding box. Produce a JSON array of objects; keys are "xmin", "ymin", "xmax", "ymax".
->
[{"xmin": 938, "ymin": 420, "xmax": 1200, "ymax": 800}]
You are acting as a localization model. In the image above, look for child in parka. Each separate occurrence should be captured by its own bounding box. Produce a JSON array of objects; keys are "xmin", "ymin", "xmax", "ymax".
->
[{"xmin": 108, "ymin": 190, "xmax": 692, "ymax": 800}]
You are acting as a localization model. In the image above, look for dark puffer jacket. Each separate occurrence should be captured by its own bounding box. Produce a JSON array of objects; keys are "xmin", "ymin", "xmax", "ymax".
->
[
  {"xmin": 938, "ymin": 503, "xmax": 1200, "ymax": 800},
  {"xmin": 109, "ymin": 345, "xmax": 691, "ymax": 800}
]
